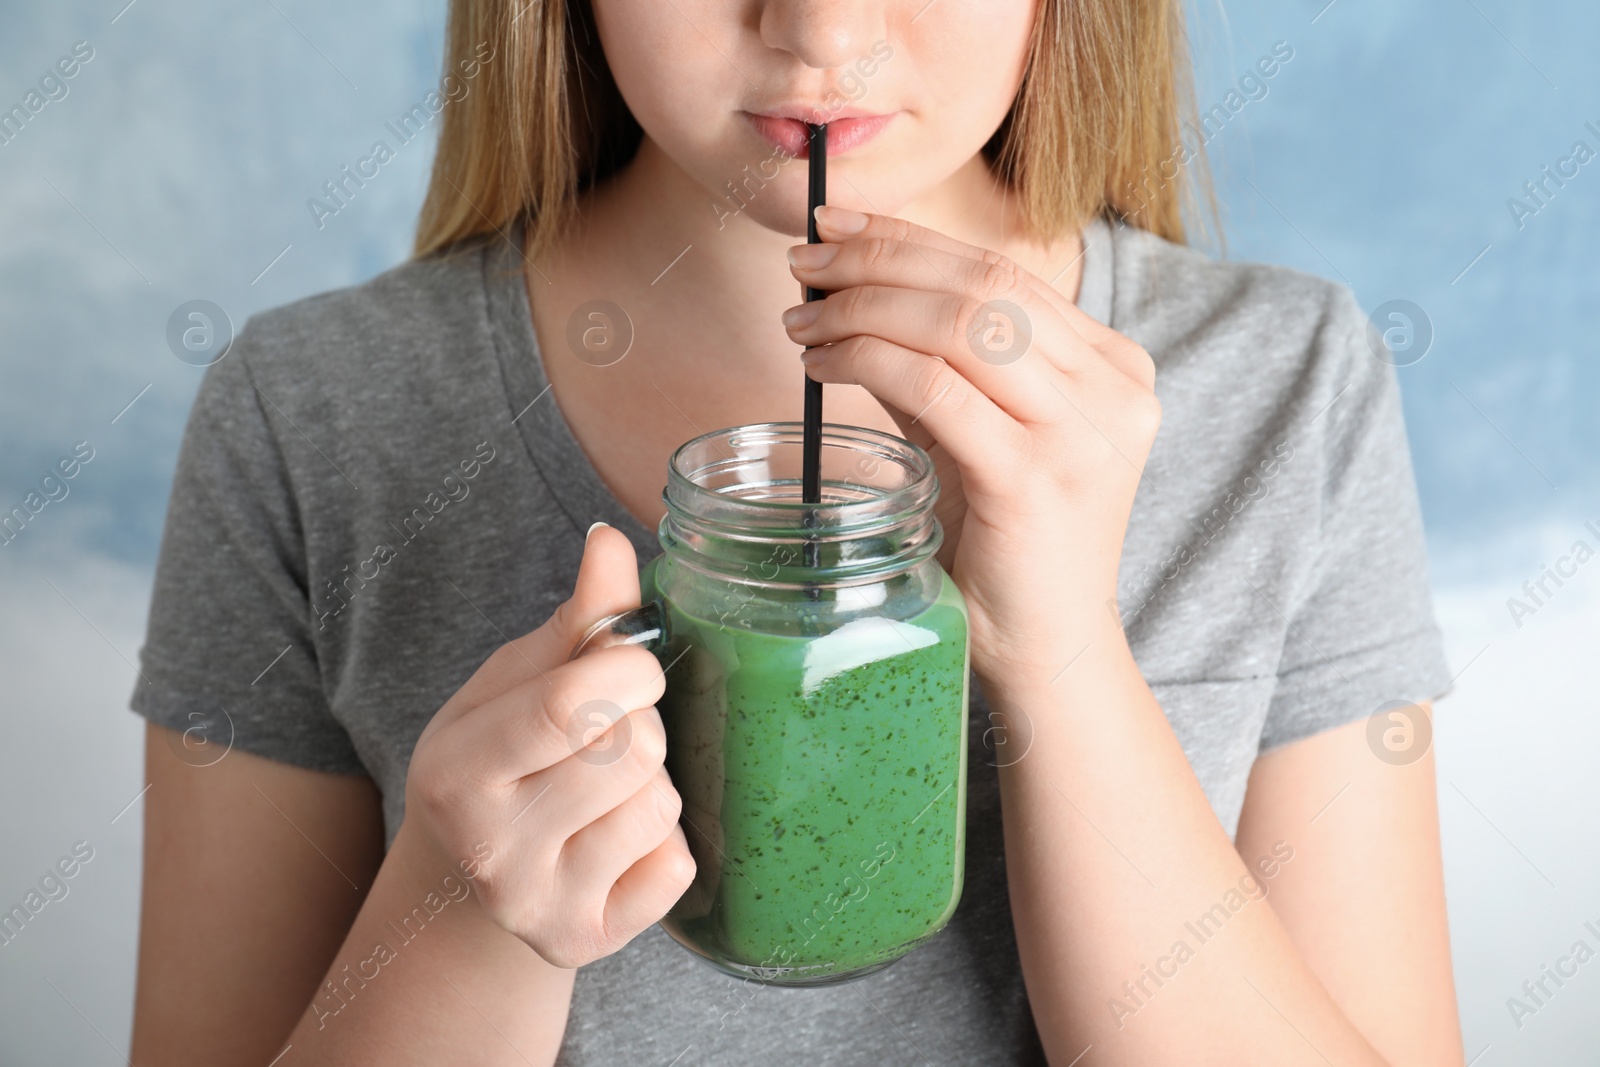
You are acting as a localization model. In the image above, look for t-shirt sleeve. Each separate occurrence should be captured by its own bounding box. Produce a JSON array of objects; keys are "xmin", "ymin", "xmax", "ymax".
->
[
  {"xmin": 130, "ymin": 329, "xmax": 366, "ymax": 775},
  {"xmin": 1257, "ymin": 288, "xmax": 1454, "ymax": 752}
]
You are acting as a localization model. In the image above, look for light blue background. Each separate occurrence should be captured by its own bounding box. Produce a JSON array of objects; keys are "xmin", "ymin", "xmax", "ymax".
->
[{"xmin": 1, "ymin": 1, "xmax": 1595, "ymax": 1062}]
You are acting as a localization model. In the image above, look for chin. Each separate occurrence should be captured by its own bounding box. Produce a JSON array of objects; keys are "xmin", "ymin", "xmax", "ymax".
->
[
  {"xmin": 737, "ymin": 199, "xmax": 811, "ymax": 239},
  {"xmin": 710, "ymin": 171, "xmax": 910, "ymax": 239}
]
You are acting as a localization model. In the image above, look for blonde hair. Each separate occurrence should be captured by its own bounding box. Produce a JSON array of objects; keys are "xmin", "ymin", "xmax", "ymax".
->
[{"xmin": 414, "ymin": 0, "xmax": 1212, "ymax": 260}]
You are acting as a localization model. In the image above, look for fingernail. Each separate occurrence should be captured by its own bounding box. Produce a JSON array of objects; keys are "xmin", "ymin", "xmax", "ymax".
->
[
  {"xmin": 586, "ymin": 520, "xmax": 609, "ymax": 540},
  {"xmin": 787, "ymin": 243, "xmax": 840, "ymax": 269},
  {"xmin": 816, "ymin": 204, "xmax": 868, "ymax": 234},
  {"xmin": 800, "ymin": 347, "xmax": 828, "ymax": 365},
  {"xmin": 781, "ymin": 302, "xmax": 822, "ymax": 328}
]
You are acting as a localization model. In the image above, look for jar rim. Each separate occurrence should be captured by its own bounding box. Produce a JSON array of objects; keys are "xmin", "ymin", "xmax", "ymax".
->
[
  {"xmin": 664, "ymin": 422, "xmax": 936, "ymax": 530},
  {"xmin": 657, "ymin": 422, "xmax": 943, "ymax": 587}
]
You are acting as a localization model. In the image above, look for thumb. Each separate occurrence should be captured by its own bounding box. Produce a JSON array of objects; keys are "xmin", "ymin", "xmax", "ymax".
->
[
  {"xmin": 439, "ymin": 523, "xmax": 642, "ymax": 716},
  {"xmin": 549, "ymin": 522, "xmax": 642, "ymax": 653}
]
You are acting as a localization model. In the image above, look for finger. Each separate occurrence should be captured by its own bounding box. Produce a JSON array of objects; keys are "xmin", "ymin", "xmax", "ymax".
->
[
  {"xmin": 443, "ymin": 643, "xmax": 667, "ymax": 785},
  {"xmin": 814, "ymin": 204, "xmax": 1124, "ymax": 347},
  {"xmin": 875, "ymin": 395, "xmax": 938, "ymax": 455},
  {"xmin": 802, "ymin": 334, "xmax": 1027, "ymax": 495},
  {"xmin": 447, "ymin": 524, "xmax": 641, "ymax": 714},
  {"xmin": 811, "ymin": 206, "xmax": 1155, "ymax": 391},
  {"xmin": 601, "ymin": 824, "xmax": 696, "ymax": 946},
  {"xmin": 503, "ymin": 703, "xmax": 669, "ymax": 840},
  {"xmin": 785, "ymin": 283, "xmax": 1063, "ymax": 423},
  {"xmin": 559, "ymin": 767, "xmax": 682, "ymax": 900},
  {"xmin": 790, "ymin": 227, "xmax": 1081, "ymax": 374},
  {"xmin": 789, "ymin": 235, "xmax": 1100, "ymax": 380}
]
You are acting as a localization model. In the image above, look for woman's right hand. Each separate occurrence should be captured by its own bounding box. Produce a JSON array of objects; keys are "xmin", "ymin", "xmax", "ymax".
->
[{"xmin": 400, "ymin": 522, "xmax": 696, "ymax": 969}]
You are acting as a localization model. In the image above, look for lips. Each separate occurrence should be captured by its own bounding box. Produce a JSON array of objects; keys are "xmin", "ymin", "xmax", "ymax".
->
[{"xmin": 742, "ymin": 111, "xmax": 896, "ymax": 158}]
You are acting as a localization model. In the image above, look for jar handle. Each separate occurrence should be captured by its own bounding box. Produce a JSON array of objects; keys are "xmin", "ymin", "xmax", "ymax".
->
[{"xmin": 568, "ymin": 601, "xmax": 669, "ymax": 662}]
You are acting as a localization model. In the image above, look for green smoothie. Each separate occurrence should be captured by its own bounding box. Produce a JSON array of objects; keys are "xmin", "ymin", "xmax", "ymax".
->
[{"xmin": 650, "ymin": 566, "xmax": 970, "ymax": 982}]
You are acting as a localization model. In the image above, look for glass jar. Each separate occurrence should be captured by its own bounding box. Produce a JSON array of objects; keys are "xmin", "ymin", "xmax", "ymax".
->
[{"xmin": 572, "ymin": 422, "xmax": 970, "ymax": 986}]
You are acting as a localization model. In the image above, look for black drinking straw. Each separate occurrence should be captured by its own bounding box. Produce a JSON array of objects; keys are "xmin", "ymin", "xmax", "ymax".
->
[{"xmin": 801, "ymin": 122, "xmax": 827, "ymax": 590}]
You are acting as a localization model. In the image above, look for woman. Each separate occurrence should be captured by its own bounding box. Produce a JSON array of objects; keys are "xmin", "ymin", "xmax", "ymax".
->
[{"xmin": 128, "ymin": 0, "xmax": 1463, "ymax": 1063}]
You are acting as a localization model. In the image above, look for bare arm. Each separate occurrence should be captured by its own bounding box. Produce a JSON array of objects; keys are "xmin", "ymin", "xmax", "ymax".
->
[
  {"xmin": 780, "ymin": 205, "xmax": 1458, "ymax": 1064},
  {"xmin": 132, "ymin": 525, "xmax": 692, "ymax": 1065},
  {"xmin": 131, "ymin": 722, "xmax": 387, "ymax": 1063},
  {"xmin": 989, "ymin": 640, "xmax": 1460, "ymax": 1064},
  {"xmin": 132, "ymin": 724, "xmax": 578, "ymax": 1066},
  {"xmin": 273, "ymin": 819, "xmax": 579, "ymax": 1064},
  {"xmin": 1235, "ymin": 704, "xmax": 1462, "ymax": 1065}
]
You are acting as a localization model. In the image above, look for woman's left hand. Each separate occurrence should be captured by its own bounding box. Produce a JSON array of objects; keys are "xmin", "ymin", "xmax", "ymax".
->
[{"xmin": 784, "ymin": 205, "xmax": 1160, "ymax": 686}]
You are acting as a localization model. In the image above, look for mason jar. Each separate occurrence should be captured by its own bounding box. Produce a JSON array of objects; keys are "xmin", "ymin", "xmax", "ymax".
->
[{"xmin": 571, "ymin": 422, "xmax": 970, "ymax": 986}]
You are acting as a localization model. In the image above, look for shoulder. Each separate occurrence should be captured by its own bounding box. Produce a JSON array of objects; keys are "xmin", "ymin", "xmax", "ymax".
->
[
  {"xmin": 189, "ymin": 237, "xmax": 528, "ymax": 469},
  {"xmin": 175, "ymin": 235, "xmax": 531, "ymax": 530},
  {"xmin": 1108, "ymin": 221, "xmax": 1370, "ymax": 389},
  {"xmin": 232, "ymin": 238, "xmax": 501, "ymax": 398},
  {"xmin": 1106, "ymin": 221, "xmax": 1392, "ymax": 483},
  {"xmin": 1107, "ymin": 225, "xmax": 1443, "ymax": 740}
]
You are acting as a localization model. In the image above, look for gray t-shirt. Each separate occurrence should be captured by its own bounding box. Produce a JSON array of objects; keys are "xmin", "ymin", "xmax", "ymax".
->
[{"xmin": 131, "ymin": 215, "xmax": 1452, "ymax": 1064}]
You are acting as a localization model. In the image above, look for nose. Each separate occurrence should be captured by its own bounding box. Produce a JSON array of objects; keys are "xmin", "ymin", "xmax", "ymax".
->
[{"xmin": 758, "ymin": 0, "xmax": 886, "ymax": 70}]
